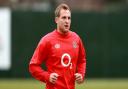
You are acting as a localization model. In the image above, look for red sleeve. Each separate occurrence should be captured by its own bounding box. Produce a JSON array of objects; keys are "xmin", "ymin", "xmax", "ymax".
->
[
  {"xmin": 77, "ymin": 38, "xmax": 86, "ymax": 79},
  {"xmin": 29, "ymin": 37, "xmax": 50, "ymax": 83}
]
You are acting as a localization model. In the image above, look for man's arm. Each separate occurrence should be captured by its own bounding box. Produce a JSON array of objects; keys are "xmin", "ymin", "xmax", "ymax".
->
[
  {"xmin": 29, "ymin": 37, "xmax": 50, "ymax": 83},
  {"xmin": 76, "ymin": 38, "xmax": 86, "ymax": 83}
]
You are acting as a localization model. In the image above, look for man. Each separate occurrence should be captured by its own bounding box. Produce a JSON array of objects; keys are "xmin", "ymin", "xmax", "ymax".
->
[{"xmin": 29, "ymin": 3, "xmax": 86, "ymax": 89}]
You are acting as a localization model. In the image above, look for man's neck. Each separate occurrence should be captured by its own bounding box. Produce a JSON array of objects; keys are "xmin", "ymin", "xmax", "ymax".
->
[{"xmin": 56, "ymin": 29, "xmax": 69, "ymax": 35}]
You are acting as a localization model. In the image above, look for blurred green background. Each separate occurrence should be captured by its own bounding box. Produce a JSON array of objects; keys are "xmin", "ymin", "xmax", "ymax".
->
[
  {"xmin": 0, "ymin": 0, "xmax": 128, "ymax": 89},
  {"xmin": 2, "ymin": 11, "xmax": 127, "ymax": 78},
  {"xmin": 1, "ymin": 10, "xmax": 128, "ymax": 89}
]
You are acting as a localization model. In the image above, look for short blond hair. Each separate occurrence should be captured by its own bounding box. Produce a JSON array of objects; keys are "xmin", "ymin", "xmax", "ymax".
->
[{"xmin": 55, "ymin": 3, "xmax": 71, "ymax": 17}]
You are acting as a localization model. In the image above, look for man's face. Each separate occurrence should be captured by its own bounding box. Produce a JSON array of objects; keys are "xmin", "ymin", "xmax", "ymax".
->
[{"xmin": 55, "ymin": 9, "xmax": 71, "ymax": 34}]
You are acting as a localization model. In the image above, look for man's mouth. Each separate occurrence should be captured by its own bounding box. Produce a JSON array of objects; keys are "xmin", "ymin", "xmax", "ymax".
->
[{"xmin": 64, "ymin": 25, "xmax": 69, "ymax": 28}]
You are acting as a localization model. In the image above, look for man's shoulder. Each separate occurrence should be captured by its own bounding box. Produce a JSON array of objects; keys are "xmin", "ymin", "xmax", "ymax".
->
[
  {"xmin": 40, "ymin": 30, "xmax": 55, "ymax": 41},
  {"xmin": 43, "ymin": 31, "xmax": 53, "ymax": 38},
  {"xmin": 70, "ymin": 31, "xmax": 80, "ymax": 38}
]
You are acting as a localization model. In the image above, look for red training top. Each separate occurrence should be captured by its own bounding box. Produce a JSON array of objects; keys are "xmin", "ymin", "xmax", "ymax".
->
[{"xmin": 29, "ymin": 29, "xmax": 86, "ymax": 89}]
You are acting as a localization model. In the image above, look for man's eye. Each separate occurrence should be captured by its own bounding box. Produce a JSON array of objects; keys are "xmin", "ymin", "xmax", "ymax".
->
[
  {"xmin": 62, "ymin": 17, "xmax": 66, "ymax": 19},
  {"xmin": 68, "ymin": 17, "xmax": 71, "ymax": 19}
]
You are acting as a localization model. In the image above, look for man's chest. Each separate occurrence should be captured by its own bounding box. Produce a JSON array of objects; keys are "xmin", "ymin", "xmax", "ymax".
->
[
  {"xmin": 49, "ymin": 39, "xmax": 79, "ymax": 55},
  {"xmin": 47, "ymin": 38, "xmax": 79, "ymax": 69}
]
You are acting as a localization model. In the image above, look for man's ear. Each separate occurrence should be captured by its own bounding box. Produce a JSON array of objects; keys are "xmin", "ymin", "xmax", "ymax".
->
[{"xmin": 55, "ymin": 17, "xmax": 58, "ymax": 24}]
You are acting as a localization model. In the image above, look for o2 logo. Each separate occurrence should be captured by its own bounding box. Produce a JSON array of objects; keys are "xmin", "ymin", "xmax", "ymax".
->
[{"xmin": 61, "ymin": 53, "xmax": 72, "ymax": 69}]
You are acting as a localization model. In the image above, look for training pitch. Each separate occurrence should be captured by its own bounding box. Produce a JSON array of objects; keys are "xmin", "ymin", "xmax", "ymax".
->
[{"xmin": 0, "ymin": 78, "xmax": 128, "ymax": 89}]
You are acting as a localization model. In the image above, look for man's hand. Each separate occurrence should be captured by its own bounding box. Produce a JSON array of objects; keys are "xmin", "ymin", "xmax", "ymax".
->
[
  {"xmin": 49, "ymin": 73, "xmax": 59, "ymax": 84},
  {"xmin": 74, "ymin": 73, "xmax": 83, "ymax": 84}
]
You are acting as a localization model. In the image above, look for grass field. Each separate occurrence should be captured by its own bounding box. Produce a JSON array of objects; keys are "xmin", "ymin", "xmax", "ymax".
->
[{"xmin": 0, "ymin": 78, "xmax": 128, "ymax": 89}]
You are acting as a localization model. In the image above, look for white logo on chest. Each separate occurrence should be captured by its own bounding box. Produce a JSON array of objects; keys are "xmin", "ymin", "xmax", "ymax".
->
[
  {"xmin": 61, "ymin": 53, "xmax": 72, "ymax": 69},
  {"xmin": 72, "ymin": 41, "xmax": 78, "ymax": 48},
  {"xmin": 54, "ymin": 43, "xmax": 60, "ymax": 49}
]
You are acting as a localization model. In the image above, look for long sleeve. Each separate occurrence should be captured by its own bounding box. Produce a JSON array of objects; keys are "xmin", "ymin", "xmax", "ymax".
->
[
  {"xmin": 29, "ymin": 37, "xmax": 50, "ymax": 83},
  {"xmin": 77, "ymin": 38, "xmax": 86, "ymax": 79}
]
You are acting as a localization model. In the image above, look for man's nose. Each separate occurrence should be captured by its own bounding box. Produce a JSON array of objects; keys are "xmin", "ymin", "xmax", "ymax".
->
[{"xmin": 65, "ymin": 18, "xmax": 69, "ymax": 23}]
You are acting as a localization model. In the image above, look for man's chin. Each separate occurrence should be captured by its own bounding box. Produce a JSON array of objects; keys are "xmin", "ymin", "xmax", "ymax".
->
[
  {"xmin": 59, "ymin": 28, "xmax": 70, "ymax": 34},
  {"xmin": 63, "ymin": 30, "xmax": 69, "ymax": 33},
  {"xmin": 65, "ymin": 28, "xmax": 70, "ymax": 31}
]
